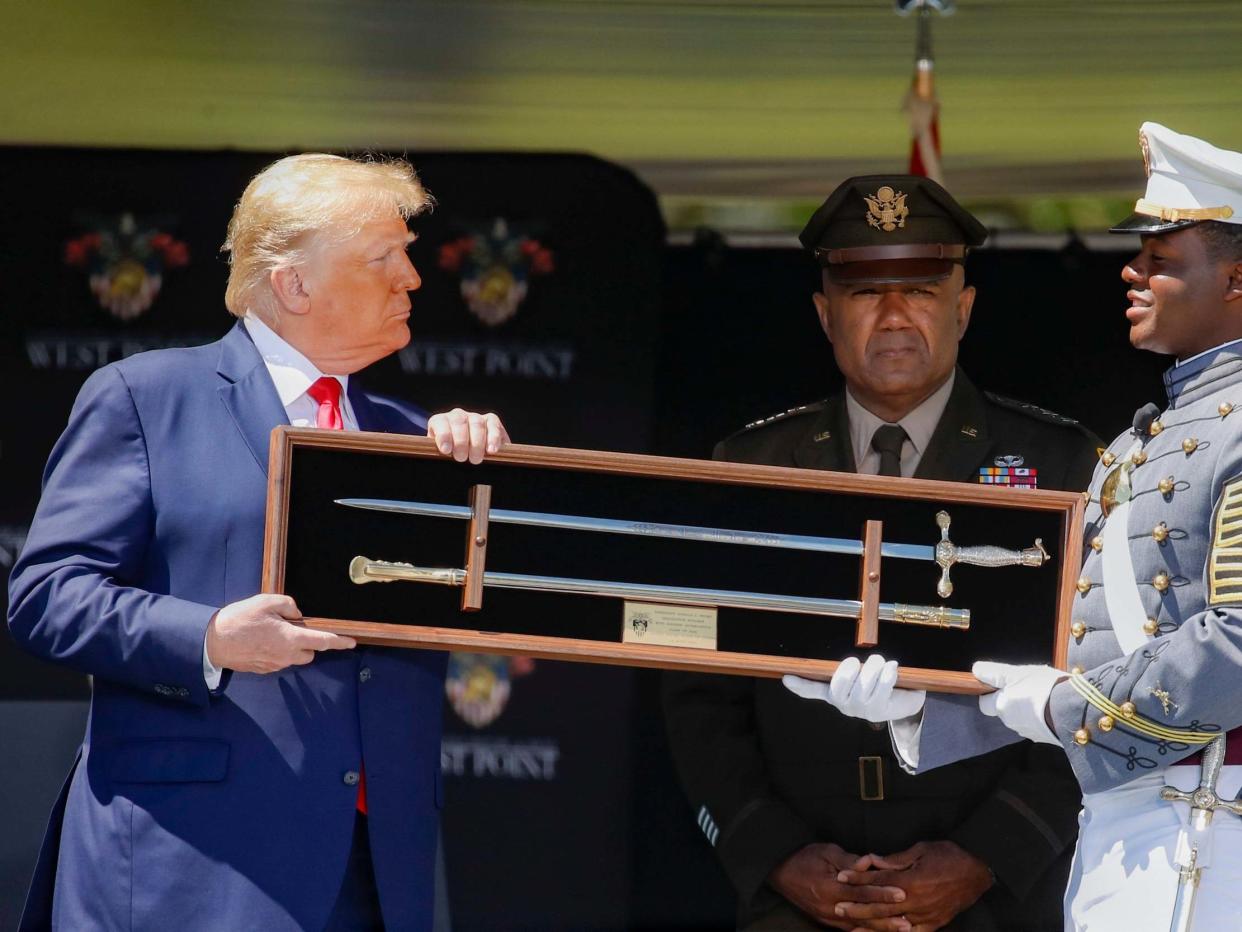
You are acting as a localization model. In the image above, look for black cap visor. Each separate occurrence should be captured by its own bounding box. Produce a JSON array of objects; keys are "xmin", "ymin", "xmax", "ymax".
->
[
  {"xmin": 825, "ymin": 257, "xmax": 958, "ymax": 285},
  {"xmin": 1109, "ymin": 212, "xmax": 1200, "ymax": 234}
]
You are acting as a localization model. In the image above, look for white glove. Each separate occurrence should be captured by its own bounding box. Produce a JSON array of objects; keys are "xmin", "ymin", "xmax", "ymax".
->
[
  {"xmin": 973, "ymin": 661, "xmax": 1062, "ymax": 745},
  {"xmin": 783, "ymin": 655, "xmax": 926, "ymax": 723}
]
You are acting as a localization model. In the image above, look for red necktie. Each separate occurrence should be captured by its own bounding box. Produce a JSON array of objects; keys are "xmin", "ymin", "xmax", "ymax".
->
[
  {"xmin": 306, "ymin": 376, "xmax": 344, "ymax": 430},
  {"xmin": 304, "ymin": 377, "xmax": 367, "ymax": 813}
]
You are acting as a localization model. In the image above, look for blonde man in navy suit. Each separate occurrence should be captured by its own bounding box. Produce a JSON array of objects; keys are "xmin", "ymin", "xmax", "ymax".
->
[{"xmin": 9, "ymin": 153, "xmax": 508, "ymax": 931}]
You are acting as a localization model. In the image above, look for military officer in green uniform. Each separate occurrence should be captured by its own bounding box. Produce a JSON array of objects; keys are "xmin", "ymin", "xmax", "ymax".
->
[{"xmin": 662, "ymin": 175, "xmax": 1100, "ymax": 931}]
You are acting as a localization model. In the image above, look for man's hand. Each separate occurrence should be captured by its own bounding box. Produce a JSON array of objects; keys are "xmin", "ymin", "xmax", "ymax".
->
[
  {"xmin": 836, "ymin": 841, "xmax": 994, "ymax": 932},
  {"xmin": 784, "ymin": 655, "xmax": 926, "ymax": 723},
  {"xmin": 427, "ymin": 409, "xmax": 509, "ymax": 464},
  {"xmin": 769, "ymin": 843, "xmax": 907, "ymax": 930},
  {"xmin": 973, "ymin": 661, "xmax": 1063, "ymax": 745},
  {"xmin": 205, "ymin": 594, "xmax": 356, "ymax": 674}
]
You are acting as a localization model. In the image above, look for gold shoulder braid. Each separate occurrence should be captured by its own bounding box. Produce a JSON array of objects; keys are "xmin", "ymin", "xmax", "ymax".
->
[
  {"xmin": 1067, "ymin": 672, "xmax": 1218, "ymax": 745},
  {"xmin": 1209, "ymin": 475, "xmax": 1242, "ymax": 605}
]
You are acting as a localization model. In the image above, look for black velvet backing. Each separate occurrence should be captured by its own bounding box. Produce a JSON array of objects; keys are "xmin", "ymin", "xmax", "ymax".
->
[{"xmin": 282, "ymin": 444, "xmax": 1066, "ymax": 673}]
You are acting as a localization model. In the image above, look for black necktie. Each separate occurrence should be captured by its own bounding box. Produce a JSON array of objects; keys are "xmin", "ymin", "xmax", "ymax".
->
[{"xmin": 871, "ymin": 424, "xmax": 908, "ymax": 477}]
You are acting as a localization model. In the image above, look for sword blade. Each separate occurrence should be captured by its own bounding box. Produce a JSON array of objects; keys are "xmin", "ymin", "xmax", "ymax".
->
[
  {"xmin": 336, "ymin": 497, "xmax": 935, "ymax": 562},
  {"xmin": 1168, "ymin": 846, "xmax": 1202, "ymax": 932}
]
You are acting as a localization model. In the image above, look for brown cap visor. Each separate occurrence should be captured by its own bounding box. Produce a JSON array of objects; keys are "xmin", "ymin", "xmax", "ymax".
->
[{"xmin": 823, "ymin": 257, "xmax": 960, "ymax": 284}]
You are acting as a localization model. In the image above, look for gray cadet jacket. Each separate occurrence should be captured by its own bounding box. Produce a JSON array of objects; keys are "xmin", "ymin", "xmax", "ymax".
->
[{"xmin": 918, "ymin": 343, "xmax": 1242, "ymax": 795}]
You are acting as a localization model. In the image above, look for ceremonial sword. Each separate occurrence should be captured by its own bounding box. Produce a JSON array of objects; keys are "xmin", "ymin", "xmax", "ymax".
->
[
  {"xmin": 337, "ymin": 499, "xmax": 1049, "ymax": 598},
  {"xmin": 347, "ymin": 554, "xmax": 969, "ymax": 631},
  {"xmin": 1160, "ymin": 735, "xmax": 1242, "ymax": 932}
]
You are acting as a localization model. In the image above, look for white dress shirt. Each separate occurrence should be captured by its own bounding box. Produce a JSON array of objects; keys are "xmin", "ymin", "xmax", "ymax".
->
[
  {"xmin": 203, "ymin": 316, "xmax": 361, "ymax": 687},
  {"xmin": 243, "ymin": 314, "xmax": 359, "ymax": 430},
  {"xmin": 845, "ymin": 371, "xmax": 956, "ymax": 477}
]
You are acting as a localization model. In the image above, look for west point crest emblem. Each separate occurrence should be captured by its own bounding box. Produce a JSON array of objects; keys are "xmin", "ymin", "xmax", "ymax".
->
[
  {"xmin": 445, "ymin": 652, "xmax": 537, "ymax": 729},
  {"xmin": 64, "ymin": 212, "xmax": 189, "ymax": 321},
  {"xmin": 438, "ymin": 218, "xmax": 554, "ymax": 327},
  {"xmin": 865, "ymin": 186, "xmax": 909, "ymax": 233}
]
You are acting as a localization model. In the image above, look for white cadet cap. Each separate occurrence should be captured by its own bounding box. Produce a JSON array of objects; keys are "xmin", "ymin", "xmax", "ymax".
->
[{"xmin": 1111, "ymin": 122, "xmax": 1242, "ymax": 233}]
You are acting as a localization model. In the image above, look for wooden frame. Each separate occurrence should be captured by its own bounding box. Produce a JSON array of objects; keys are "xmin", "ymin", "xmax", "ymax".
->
[{"xmin": 263, "ymin": 427, "xmax": 1084, "ymax": 694}]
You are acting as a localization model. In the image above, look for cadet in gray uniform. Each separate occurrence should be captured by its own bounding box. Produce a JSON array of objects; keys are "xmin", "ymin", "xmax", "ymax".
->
[
  {"xmin": 816, "ymin": 125, "xmax": 1242, "ymax": 931},
  {"xmin": 663, "ymin": 175, "xmax": 1100, "ymax": 931}
]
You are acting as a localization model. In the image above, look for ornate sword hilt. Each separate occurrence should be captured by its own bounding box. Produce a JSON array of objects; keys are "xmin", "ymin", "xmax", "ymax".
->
[
  {"xmin": 1160, "ymin": 735, "xmax": 1242, "ymax": 819},
  {"xmin": 1159, "ymin": 733, "xmax": 1242, "ymax": 931},
  {"xmin": 933, "ymin": 510, "xmax": 1049, "ymax": 598}
]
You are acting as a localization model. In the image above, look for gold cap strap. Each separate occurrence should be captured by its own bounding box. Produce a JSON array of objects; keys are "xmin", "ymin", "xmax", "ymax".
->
[
  {"xmin": 1068, "ymin": 673, "xmax": 1218, "ymax": 744},
  {"xmin": 1134, "ymin": 199, "xmax": 1235, "ymax": 223}
]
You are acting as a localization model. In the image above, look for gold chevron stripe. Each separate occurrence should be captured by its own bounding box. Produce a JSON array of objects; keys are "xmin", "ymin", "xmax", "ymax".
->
[
  {"xmin": 1211, "ymin": 477, "xmax": 1242, "ymax": 605},
  {"xmin": 1068, "ymin": 674, "xmax": 1218, "ymax": 744}
]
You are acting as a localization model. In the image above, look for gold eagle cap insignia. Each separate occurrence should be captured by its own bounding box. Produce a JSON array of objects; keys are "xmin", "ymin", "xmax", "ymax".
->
[
  {"xmin": 1139, "ymin": 130, "xmax": 1153, "ymax": 179},
  {"xmin": 865, "ymin": 186, "xmax": 909, "ymax": 232}
]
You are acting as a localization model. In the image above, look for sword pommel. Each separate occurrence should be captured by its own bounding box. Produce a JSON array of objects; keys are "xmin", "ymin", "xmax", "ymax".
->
[
  {"xmin": 350, "ymin": 557, "xmax": 466, "ymax": 587},
  {"xmin": 1022, "ymin": 539, "xmax": 1050, "ymax": 566},
  {"xmin": 349, "ymin": 556, "xmax": 381, "ymax": 584}
]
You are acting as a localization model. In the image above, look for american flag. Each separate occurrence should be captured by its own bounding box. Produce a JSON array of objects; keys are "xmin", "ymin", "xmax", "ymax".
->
[{"xmin": 899, "ymin": 0, "xmax": 949, "ymax": 183}]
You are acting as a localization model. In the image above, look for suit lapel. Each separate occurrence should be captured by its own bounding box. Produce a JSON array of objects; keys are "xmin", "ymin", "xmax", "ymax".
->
[
  {"xmin": 793, "ymin": 394, "xmax": 855, "ymax": 472},
  {"xmin": 216, "ymin": 322, "xmax": 289, "ymax": 476},
  {"xmin": 913, "ymin": 369, "xmax": 994, "ymax": 482},
  {"xmin": 346, "ymin": 381, "xmax": 384, "ymax": 433}
]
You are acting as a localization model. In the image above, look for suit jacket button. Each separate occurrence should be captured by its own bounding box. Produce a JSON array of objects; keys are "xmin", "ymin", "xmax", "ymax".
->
[
  {"xmin": 359, "ymin": 667, "xmax": 372, "ymax": 683},
  {"xmin": 343, "ymin": 770, "xmax": 360, "ymax": 786}
]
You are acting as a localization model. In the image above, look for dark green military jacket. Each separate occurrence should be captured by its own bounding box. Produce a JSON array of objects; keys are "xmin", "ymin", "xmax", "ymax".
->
[{"xmin": 663, "ymin": 370, "xmax": 1101, "ymax": 931}]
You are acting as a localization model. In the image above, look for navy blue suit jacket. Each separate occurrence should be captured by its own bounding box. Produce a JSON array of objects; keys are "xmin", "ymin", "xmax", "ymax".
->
[{"xmin": 9, "ymin": 322, "xmax": 447, "ymax": 931}]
